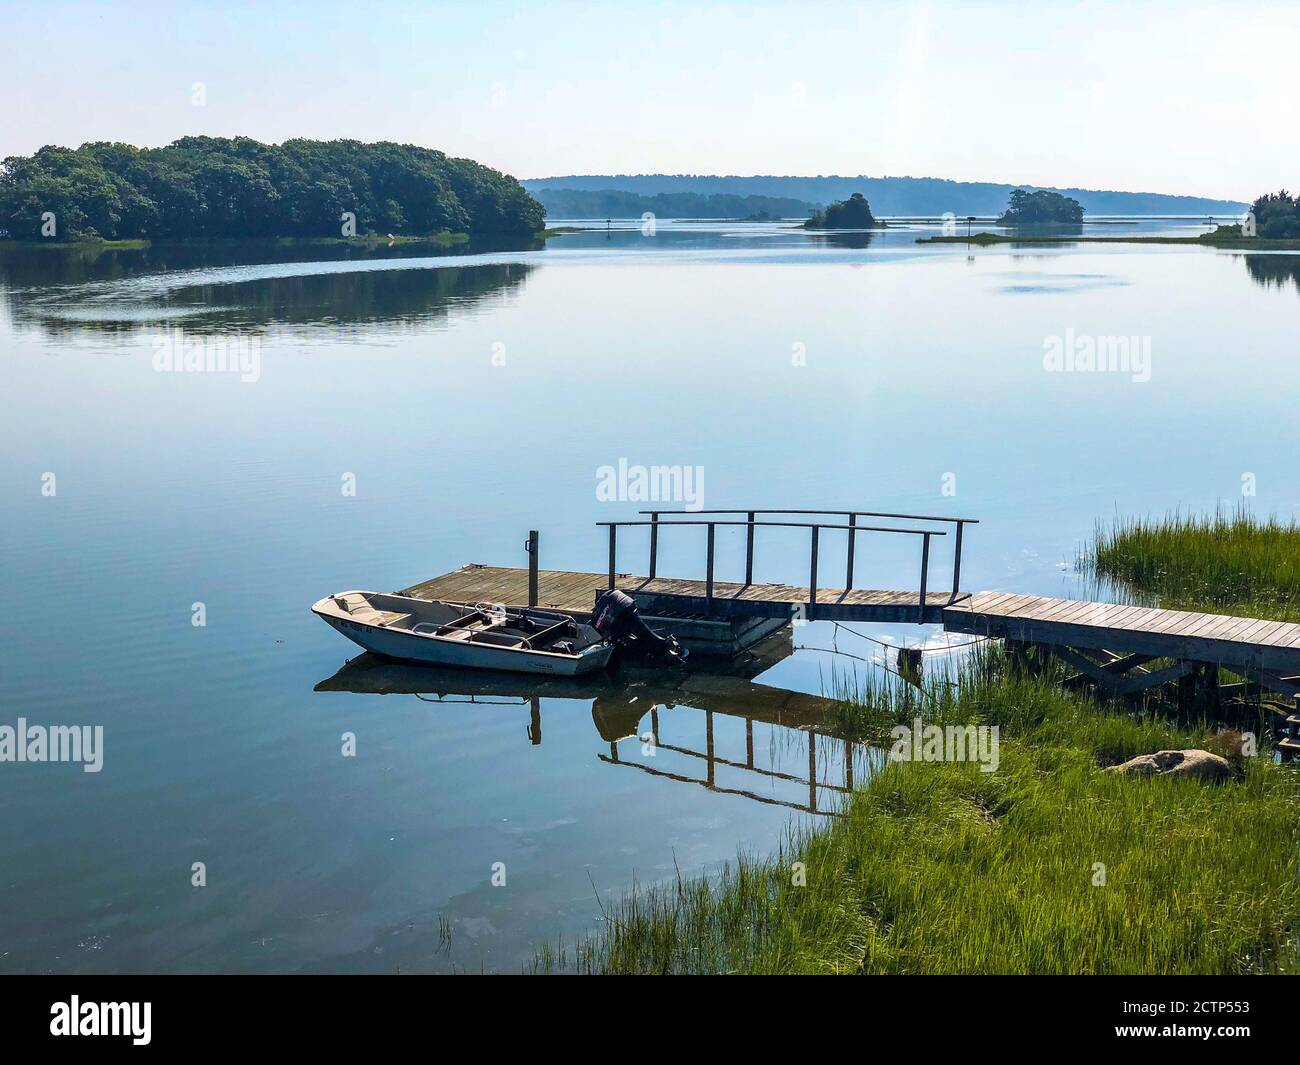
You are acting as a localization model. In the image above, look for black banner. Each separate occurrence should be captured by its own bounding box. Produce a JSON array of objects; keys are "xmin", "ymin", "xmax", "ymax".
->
[{"xmin": 0, "ymin": 974, "xmax": 1293, "ymax": 1051}]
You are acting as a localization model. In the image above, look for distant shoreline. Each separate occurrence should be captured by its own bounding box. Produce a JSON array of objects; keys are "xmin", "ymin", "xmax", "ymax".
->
[
  {"xmin": 916, "ymin": 232, "xmax": 1300, "ymax": 249},
  {"xmin": 0, "ymin": 231, "xmax": 489, "ymax": 251}
]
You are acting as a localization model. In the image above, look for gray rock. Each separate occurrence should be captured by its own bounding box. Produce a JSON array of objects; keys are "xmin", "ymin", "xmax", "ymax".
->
[{"xmin": 1106, "ymin": 749, "xmax": 1233, "ymax": 782}]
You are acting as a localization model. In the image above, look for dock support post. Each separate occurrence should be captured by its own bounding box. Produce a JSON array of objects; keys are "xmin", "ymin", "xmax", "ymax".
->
[
  {"xmin": 705, "ymin": 523, "xmax": 716, "ymax": 608},
  {"xmin": 951, "ymin": 521, "xmax": 964, "ymax": 601},
  {"xmin": 845, "ymin": 512, "xmax": 857, "ymax": 590},
  {"xmin": 809, "ymin": 525, "xmax": 820, "ymax": 613},
  {"xmin": 745, "ymin": 511, "xmax": 755, "ymax": 585},
  {"xmin": 525, "ymin": 530, "xmax": 539, "ymax": 607},
  {"xmin": 706, "ymin": 711, "xmax": 715, "ymax": 787},
  {"xmin": 648, "ymin": 511, "xmax": 658, "ymax": 580},
  {"xmin": 607, "ymin": 525, "xmax": 617, "ymax": 590},
  {"xmin": 918, "ymin": 532, "xmax": 930, "ymax": 623},
  {"xmin": 808, "ymin": 731, "xmax": 817, "ymax": 814}
]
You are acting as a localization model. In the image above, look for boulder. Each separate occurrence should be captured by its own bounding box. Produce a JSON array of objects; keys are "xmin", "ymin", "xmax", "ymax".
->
[{"xmin": 1106, "ymin": 749, "xmax": 1233, "ymax": 782}]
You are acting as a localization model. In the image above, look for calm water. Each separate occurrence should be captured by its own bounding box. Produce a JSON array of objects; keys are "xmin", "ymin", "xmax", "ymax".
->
[{"xmin": 2, "ymin": 220, "xmax": 1298, "ymax": 972}]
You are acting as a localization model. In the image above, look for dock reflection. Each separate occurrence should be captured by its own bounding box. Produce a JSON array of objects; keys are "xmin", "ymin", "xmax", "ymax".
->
[{"xmin": 315, "ymin": 634, "xmax": 875, "ymax": 816}]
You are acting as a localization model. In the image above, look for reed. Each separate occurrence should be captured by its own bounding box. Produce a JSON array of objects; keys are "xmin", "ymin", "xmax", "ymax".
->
[
  {"xmin": 533, "ymin": 653, "xmax": 1300, "ymax": 974},
  {"xmin": 1086, "ymin": 505, "xmax": 1300, "ymax": 620}
]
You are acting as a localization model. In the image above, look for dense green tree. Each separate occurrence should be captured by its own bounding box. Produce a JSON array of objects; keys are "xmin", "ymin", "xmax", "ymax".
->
[
  {"xmin": 997, "ymin": 188, "xmax": 1084, "ymax": 225},
  {"xmin": 0, "ymin": 137, "xmax": 544, "ymax": 241},
  {"xmin": 1250, "ymin": 190, "xmax": 1300, "ymax": 239},
  {"xmin": 803, "ymin": 192, "xmax": 878, "ymax": 229}
]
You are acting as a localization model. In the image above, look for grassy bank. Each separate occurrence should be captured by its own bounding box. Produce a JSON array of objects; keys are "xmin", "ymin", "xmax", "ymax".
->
[
  {"xmin": 916, "ymin": 232, "xmax": 1300, "ymax": 249},
  {"xmin": 534, "ymin": 649, "xmax": 1300, "ymax": 974},
  {"xmin": 1087, "ymin": 507, "xmax": 1300, "ymax": 620}
]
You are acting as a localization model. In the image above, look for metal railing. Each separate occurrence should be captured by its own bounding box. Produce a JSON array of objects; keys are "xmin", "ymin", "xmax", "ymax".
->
[
  {"xmin": 639, "ymin": 507, "xmax": 977, "ymax": 602},
  {"xmin": 596, "ymin": 508, "xmax": 969, "ymax": 620}
]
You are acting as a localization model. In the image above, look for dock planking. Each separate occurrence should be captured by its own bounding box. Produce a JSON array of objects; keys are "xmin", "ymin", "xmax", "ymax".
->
[
  {"xmin": 400, "ymin": 564, "xmax": 968, "ymax": 624},
  {"xmin": 944, "ymin": 591, "xmax": 1300, "ymax": 678}
]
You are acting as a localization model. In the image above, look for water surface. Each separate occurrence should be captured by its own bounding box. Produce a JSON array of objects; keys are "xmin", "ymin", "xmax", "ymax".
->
[{"xmin": 2, "ymin": 219, "xmax": 1297, "ymax": 972}]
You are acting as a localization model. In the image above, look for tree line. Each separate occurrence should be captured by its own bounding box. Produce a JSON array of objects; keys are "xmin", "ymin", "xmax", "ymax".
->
[
  {"xmin": 0, "ymin": 137, "xmax": 545, "ymax": 241},
  {"xmin": 532, "ymin": 187, "xmax": 814, "ymax": 219}
]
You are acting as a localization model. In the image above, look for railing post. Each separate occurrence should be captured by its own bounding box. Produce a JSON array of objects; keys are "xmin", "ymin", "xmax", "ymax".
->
[
  {"xmin": 648, "ymin": 511, "xmax": 659, "ymax": 580},
  {"xmin": 525, "ymin": 529, "xmax": 539, "ymax": 607},
  {"xmin": 809, "ymin": 524, "xmax": 820, "ymax": 611},
  {"xmin": 845, "ymin": 512, "xmax": 857, "ymax": 590},
  {"xmin": 607, "ymin": 524, "xmax": 617, "ymax": 590},
  {"xmin": 744, "ymin": 510, "xmax": 755, "ymax": 585},
  {"xmin": 951, "ymin": 521, "xmax": 964, "ymax": 601},
  {"xmin": 918, "ymin": 532, "xmax": 930, "ymax": 623},
  {"xmin": 705, "ymin": 522, "xmax": 716, "ymax": 608}
]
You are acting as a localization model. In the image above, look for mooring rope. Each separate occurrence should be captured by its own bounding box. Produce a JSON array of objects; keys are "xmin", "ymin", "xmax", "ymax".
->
[{"xmin": 824, "ymin": 621, "xmax": 991, "ymax": 654}]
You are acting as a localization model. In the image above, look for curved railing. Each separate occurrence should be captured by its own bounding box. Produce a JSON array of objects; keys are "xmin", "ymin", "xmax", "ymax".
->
[{"xmin": 596, "ymin": 508, "xmax": 977, "ymax": 620}]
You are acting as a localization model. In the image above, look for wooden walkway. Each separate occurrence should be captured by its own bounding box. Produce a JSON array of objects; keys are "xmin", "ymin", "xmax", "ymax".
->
[
  {"xmin": 945, "ymin": 592, "xmax": 1300, "ymax": 696},
  {"xmin": 401, "ymin": 565, "xmax": 966, "ymax": 623}
]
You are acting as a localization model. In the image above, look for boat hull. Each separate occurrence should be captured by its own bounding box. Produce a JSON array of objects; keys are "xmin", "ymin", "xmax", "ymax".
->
[{"xmin": 315, "ymin": 605, "xmax": 614, "ymax": 676}]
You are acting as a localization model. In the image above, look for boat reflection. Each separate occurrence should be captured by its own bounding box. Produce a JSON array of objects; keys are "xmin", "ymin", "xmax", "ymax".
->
[{"xmin": 315, "ymin": 633, "xmax": 877, "ymax": 816}]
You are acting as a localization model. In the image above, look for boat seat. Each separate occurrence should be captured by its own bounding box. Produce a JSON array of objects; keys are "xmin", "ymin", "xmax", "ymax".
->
[{"xmin": 332, "ymin": 594, "xmax": 408, "ymax": 626}]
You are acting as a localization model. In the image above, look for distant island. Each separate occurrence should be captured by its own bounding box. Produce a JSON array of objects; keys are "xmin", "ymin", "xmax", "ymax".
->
[
  {"xmin": 0, "ymin": 137, "xmax": 544, "ymax": 242},
  {"xmin": 918, "ymin": 187, "xmax": 1300, "ymax": 249},
  {"xmin": 523, "ymin": 173, "xmax": 1246, "ymax": 217},
  {"xmin": 997, "ymin": 188, "xmax": 1084, "ymax": 225},
  {"xmin": 803, "ymin": 192, "xmax": 882, "ymax": 230},
  {"xmin": 528, "ymin": 187, "xmax": 812, "ymax": 220}
]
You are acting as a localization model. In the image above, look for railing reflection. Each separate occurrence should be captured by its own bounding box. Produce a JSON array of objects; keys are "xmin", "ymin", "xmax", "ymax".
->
[
  {"xmin": 600, "ymin": 705, "xmax": 860, "ymax": 816},
  {"xmin": 317, "ymin": 638, "xmax": 871, "ymax": 817}
]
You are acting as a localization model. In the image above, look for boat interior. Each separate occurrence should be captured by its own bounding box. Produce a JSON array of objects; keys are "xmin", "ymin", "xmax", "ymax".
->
[{"xmin": 326, "ymin": 592, "xmax": 604, "ymax": 654}]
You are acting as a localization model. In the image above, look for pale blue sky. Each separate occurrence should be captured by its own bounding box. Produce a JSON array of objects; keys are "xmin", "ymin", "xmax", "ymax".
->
[{"xmin": 1, "ymin": 0, "xmax": 1294, "ymax": 200}]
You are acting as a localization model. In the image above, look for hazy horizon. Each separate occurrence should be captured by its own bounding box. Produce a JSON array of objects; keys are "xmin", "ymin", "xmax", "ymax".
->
[
  {"xmin": 2, "ymin": 0, "xmax": 1294, "ymax": 203},
  {"xmin": 519, "ymin": 170, "xmax": 1248, "ymax": 202}
]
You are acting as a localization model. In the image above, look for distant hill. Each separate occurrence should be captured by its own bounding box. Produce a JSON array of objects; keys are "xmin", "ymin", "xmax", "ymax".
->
[
  {"xmin": 523, "ymin": 174, "xmax": 1246, "ymax": 217},
  {"xmin": 532, "ymin": 188, "xmax": 815, "ymax": 219}
]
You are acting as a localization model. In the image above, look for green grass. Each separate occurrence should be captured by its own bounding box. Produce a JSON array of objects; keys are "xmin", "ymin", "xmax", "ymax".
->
[
  {"xmin": 1087, "ymin": 506, "xmax": 1300, "ymax": 620},
  {"xmin": 0, "ymin": 237, "xmax": 152, "ymax": 250},
  {"xmin": 533, "ymin": 649, "xmax": 1300, "ymax": 974}
]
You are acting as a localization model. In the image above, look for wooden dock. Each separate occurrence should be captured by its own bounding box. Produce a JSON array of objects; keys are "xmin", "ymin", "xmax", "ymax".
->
[
  {"xmin": 390, "ymin": 508, "xmax": 1300, "ymax": 712},
  {"xmin": 401, "ymin": 564, "xmax": 963, "ymax": 624}
]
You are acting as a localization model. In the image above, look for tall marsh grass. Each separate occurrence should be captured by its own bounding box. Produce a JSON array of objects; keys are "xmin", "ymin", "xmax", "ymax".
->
[
  {"xmin": 1087, "ymin": 506, "xmax": 1300, "ymax": 619},
  {"xmin": 534, "ymin": 652, "xmax": 1300, "ymax": 974}
]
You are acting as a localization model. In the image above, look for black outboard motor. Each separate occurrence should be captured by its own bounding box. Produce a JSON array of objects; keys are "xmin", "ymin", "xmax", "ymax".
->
[{"xmin": 592, "ymin": 589, "xmax": 688, "ymax": 662}]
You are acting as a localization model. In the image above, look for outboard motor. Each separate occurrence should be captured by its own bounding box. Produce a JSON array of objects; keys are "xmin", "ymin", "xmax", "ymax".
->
[{"xmin": 592, "ymin": 589, "xmax": 688, "ymax": 662}]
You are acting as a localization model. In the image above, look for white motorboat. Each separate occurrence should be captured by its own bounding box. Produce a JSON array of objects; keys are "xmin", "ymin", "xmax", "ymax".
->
[{"xmin": 311, "ymin": 591, "xmax": 615, "ymax": 676}]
